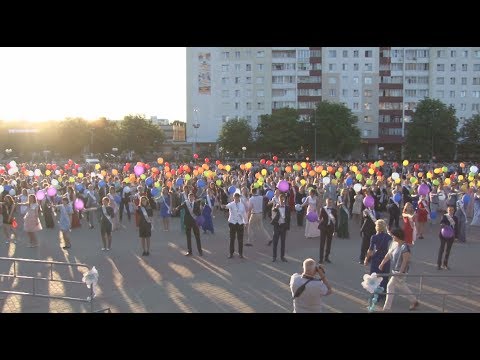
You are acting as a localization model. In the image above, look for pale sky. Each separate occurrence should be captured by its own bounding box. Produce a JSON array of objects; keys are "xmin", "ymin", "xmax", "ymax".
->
[{"xmin": 0, "ymin": 47, "xmax": 186, "ymax": 122}]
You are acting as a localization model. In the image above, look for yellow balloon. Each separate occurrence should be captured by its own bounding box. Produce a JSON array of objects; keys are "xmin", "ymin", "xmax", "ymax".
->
[
  {"xmin": 331, "ymin": 179, "xmax": 337, "ymax": 185},
  {"xmin": 351, "ymin": 166, "xmax": 357, "ymax": 173},
  {"xmin": 395, "ymin": 178, "xmax": 401, "ymax": 184},
  {"xmin": 78, "ymin": 173, "xmax": 84, "ymax": 178},
  {"xmin": 427, "ymin": 172, "xmax": 433, "ymax": 179},
  {"xmin": 261, "ymin": 169, "xmax": 267, "ymax": 176},
  {"xmin": 225, "ymin": 165, "xmax": 231, "ymax": 172},
  {"xmin": 458, "ymin": 175, "xmax": 464, "ymax": 181},
  {"xmin": 300, "ymin": 179, "xmax": 306, "ymax": 185},
  {"xmin": 321, "ymin": 170, "xmax": 327, "ymax": 177},
  {"xmin": 403, "ymin": 160, "xmax": 409, "ymax": 166},
  {"xmin": 45, "ymin": 170, "xmax": 51, "ymax": 176},
  {"xmin": 368, "ymin": 168, "xmax": 375, "ymax": 175},
  {"xmin": 444, "ymin": 178, "xmax": 451, "ymax": 185},
  {"xmin": 69, "ymin": 177, "xmax": 75, "ymax": 183},
  {"xmin": 301, "ymin": 162, "xmax": 307, "ymax": 169},
  {"xmin": 95, "ymin": 163, "xmax": 101, "ymax": 170},
  {"xmin": 245, "ymin": 162, "xmax": 252, "ymax": 170}
]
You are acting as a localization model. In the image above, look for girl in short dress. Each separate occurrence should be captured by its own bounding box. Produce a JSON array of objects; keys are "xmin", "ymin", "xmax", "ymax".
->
[
  {"xmin": 54, "ymin": 196, "xmax": 73, "ymax": 249},
  {"xmin": 21, "ymin": 194, "xmax": 43, "ymax": 247},
  {"xmin": 137, "ymin": 196, "xmax": 153, "ymax": 256}
]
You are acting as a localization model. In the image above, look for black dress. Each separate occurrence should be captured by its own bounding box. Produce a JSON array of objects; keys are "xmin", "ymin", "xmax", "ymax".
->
[
  {"xmin": 43, "ymin": 198, "xmax": 56, "ymax": 228},
  {"xmin": 137, "ymin": 206, "xmax": 153, "ymax": 238}
]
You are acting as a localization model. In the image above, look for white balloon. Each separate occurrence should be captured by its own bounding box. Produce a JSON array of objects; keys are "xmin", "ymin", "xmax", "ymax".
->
[
  {"xmin": 51, "ymin": 179, "xmax": 59, "ymax": 186},
  {"xmin": 322, "ymin": 177, "xmax": 330, "ymax": 185},
  {"xmin": 353, "ymin": 183, "xmax": 362, "ymax": 193},
  {"xmin": 9, "ymin": 160, "xmax": 16, "ymax": 167},
  {"xmin": 28, "ymin": 170, "xmax": 34, "ymax": 177},
  {"xmin": 0, "ymin": 185, "xmax": 4, "ymax": 193},
  {"xmin": 391, "ymin": 172, "xmax": 400, "ymax": 180},
  {"xmin": 55, "ymin": 170, "xmax": 61, "ymax": 175},
  {"xmin": 9, "ymin": 189, "xmax": 15, "ymax": 196},
  {"xmin": 470, "ymin": 165, "xmax": 478, "ymax": 174},
  {"xmin": 34, "ymin": 169, "xmax": 42, "ymax": 176},
  {"xmin": 7, "ymin": 168, "xmax": 15, "ymax": 175},
  {"xmin": 11, "ymin": 180, "xmax": 17, "ymax": 186},
  {"xmin": 295, "ymin": 204, "xmax": 302, "ymax": 212}
]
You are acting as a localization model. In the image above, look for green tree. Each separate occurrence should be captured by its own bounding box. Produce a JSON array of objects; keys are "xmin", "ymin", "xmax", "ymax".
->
[
  {"xmin": 405, "ymin": 98, "xmax": 458, "ymax": 161},
  {"xmin": 217, "ymin": 118, "xmax": 254, "ymax": 156},
  {"xmin": 255, "ymin": 108, "xmax": 304, "ymax": 156},
  {"xmin": 458, "ymin": 114, "xmax": 480, "ymax": 160},
  {"xmin": 57, "ymin": 117, "xmax": 91, "ymax": 156},
  {"xmin": 311, "ymin": 101, "xmax": 361, "ymax": 159},
  {"xmin": 119, "ymin": 114, "xmax": 165, "ymax": 154},
  {"xmin": 90, "ymin": 117, "xmax": 120, "ymax": 154}
]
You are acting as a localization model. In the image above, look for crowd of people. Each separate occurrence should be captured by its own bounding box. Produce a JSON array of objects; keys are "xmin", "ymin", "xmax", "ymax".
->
[{"xmin": 1, "ymin": 156, "xmax": 479, "ymax": 312}]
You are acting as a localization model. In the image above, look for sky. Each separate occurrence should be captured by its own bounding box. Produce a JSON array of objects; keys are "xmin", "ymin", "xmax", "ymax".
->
[{"xmin": 0, "ymin": 47, "xmax": 186, "ymax": 122}]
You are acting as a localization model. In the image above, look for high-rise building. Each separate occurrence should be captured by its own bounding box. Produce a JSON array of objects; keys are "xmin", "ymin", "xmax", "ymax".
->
[{"xmin": 187, "ymin": 47, "xmax": 480, "ymax": 158}]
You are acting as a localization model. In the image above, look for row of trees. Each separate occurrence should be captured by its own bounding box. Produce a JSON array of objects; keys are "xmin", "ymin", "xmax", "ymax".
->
[
  {"xmin": 217, "ymin": 101, "xmax": 361, "ymax": 159},
  {"xmin": 0, "ymin": 115, "xmax": 166, "ymax": 158}
]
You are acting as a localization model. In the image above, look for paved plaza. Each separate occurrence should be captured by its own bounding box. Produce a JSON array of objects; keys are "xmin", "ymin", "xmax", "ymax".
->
[{"xmin": 1, "ymin": 212, "xmax": 479, "ymax": 313}]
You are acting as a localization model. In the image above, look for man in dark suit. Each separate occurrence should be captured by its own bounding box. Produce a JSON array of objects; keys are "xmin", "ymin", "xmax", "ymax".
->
[
  {"xmin": 271, "ymin": 193, "xmax": 291, "ymax": 262},
  {"xmin": 360, "ymin": 206, "xmax": 377, "ymax": 264},
  {"xmin": 437, "ymin": 205, "xmax": 459, "ymax": 270},
  {"xmin": 318, "ymin": 198, "xmax": 338, "ymax": 264},
  {"xmin": 174, "ymin": 192, "xmax": 203, "ymax": 256}
]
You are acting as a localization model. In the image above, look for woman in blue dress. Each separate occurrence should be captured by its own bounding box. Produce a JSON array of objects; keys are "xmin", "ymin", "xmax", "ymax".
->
[
  {"xmin": 364, "ymin": 219, "xmax": 393, "ymax": 303},
  {"xmin": 159, "ymin": 187, "xmax": 172, "ymax": 231},
  {"xmin": 201, "ymin": 187, "xmax": 215, "ymax": 234}
]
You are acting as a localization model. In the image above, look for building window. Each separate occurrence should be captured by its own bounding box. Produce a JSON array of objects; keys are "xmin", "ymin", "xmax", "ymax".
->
[
  {"xmin": 473, "ymin": 91, "xmax": 480, "ymax": 98},
  {"xmin": 256, "ymin": 90, "xmax": 264, "ymax": 97},
  {"xmin": 222, "ymin": 77, "xmax": 228, "ymax": 85},
  {"xmin": 342, "ymin": 89, "xmax": 348, "ymax": 97},
  {"xmin": 246, "ymin": 64, "xmax": 252, "ymax": 71},
  {"xmin": 222, "ymin": 51, "xmax": 230, "ymax": 59},
  {"xmin": 364, "ymin": 77, "xmax": 372, "ymax": 84},
  {"xmin": 222, "ymin": 64, "xmax": 229, "ymax": 72},
  {"xmin": 353, "ymin": 50, "xmax": 359, "ymax": 58},
  {"xmin": 233, "ymin": 64, "xmax": 240, "ymax": 71},
  {"xmin": 235, "ymin": 51, "xmax": 241, "ymax": 59},
  {"xmin": 235, "ymin": 102, "xmax": 239, "ymax": 110},
  {"xmin": 353, "ymin": 76, "xmax": 359, "ymax": 84},
  {"xmin": 245, "ymin": 77, "xmax": 252, "ymax": 84},
  {"xmin": 450, "ymin": 64, "xmax": 456, "ymax": 71},
  {"xmin": 462, "ymin": 77, "xmax": 468, "ymax": 85},
  {"xmin": 462, "ymin": 64, "xmax": 468, "ymax": 71},
  {"xmin": 437, "ymin": 64, "xmax": 445, "ymax": 71},
  {"xmin": 257, "ymin": 102, "xmax": 265, "ymax": 110},
  {"xmin": 246, "ymin": 102, "xmax": 252, "ymax": 110},
  {"xmin": 364, "ymin": 103, "xmax": 371, "ymax": 110},
  {"xmin": 437, "ymin": 50, "xmax": 446, "ymax": 58},
  {"xmin": 436, "ymin": 77, "xmax": 444, "ymax": 85},
  {"xmin": 328, "ymin": 50, "xmax": 336, "ymax": 58},
  {"xmin": 328, "ymin": 63, "xmax": 337, "ymax": 71},
  {"xmin": 256, "ymin": 50, "xmax": 265, "ymax": 58},
  {"xmin": 363, "ymin": 129, "xmax": 372, "ymax": 137},
  {"xmin": 235, "ymin": 77, "xmax": 240, "ymax": 84},
  {"xmin": 222, "ymin": 115, "xmax": 229, "ymax": 123},
  {"xmin": 364, "ymin": 90, "xmax": 372, "ymax": 97},
  {"xmin": 365, "ymin": 50, "xmax": 373, "ymax": 58},
  {"xmin": 246, "ymin": 115, "xmax": 252, "ymax": 122},
  {"xmin": 353, "ymin": 102, "xmax": 359, "ymax": 110},
  {"xmin": 342, "ymin": 63, "xmax": 348, "ymax": 71},
  {"xmin": 257, "ymin": 63, "xmax": 264, "ymax": 71},
  {"xmin": 473, "ymin": 64, "xmax": 480, "ymax": 71},
  {"xmin": 353, "ymin": 89, "xmax": 359, "ymax": 97},
  {"xmin": 460, "ymin": 90, "xmax": 466, "ymax": 97},
  {"xmin": 461, "ymin": 103, "xmax": 466, "ymax": 111},
  {"xmin": 343, "ymin": 50, "xmax": 348, "ymax": 58},
  {"xmin": 472, "ymin": 104, "xmax": 480, "ymax": 111},
  {"xmin": 462, "ymin": 50, "xmax": 468, "ymax": 58},
  {"xmin": 222, "ymin": 90, "xmax": 229, "ymax": 98},
  {"xmin": 473, "ymin": 78, "xmax": 480, "ymax": 85},
  {"xmin": 256, "ymin": 77, "xmax": 264, "ymax": 84},
  {"xmin": 235, "ymin": 90, "xmax": 240, "ymax": 97},
  {"xmin": 246, "ymin": 89, "xmax": 252, "ymax": 97},
  {"xmin": 450, "ymin": 91, "xmax": 455, "ymax": 98},
  {"xmin": 450, "ymin": 77, "xmax": 456, "ymax": 85},
  {"xmin": 475, "ymin": 51, "xmax": 480, "ymax": 58},
  {"xmin": 364, "ymin": 115, "xmax": 373, "ymax": 122},
  {"xmin": 353, "ymin": 63, "xmax": 359, "ymax": 71},
  {"xmin": 328, "ymin": 77, "xmax": 337, "ymax": 84},
  {"xmin": 364, "ymin": 63, "xmax": 373, "ymax": 71},
  {"xmin": 450, "ymin": 50, "xmax": 456, "ymax": 57},
  {"xmin": 329, "ymin": 89, "xmax": 336, "ymax": 97},
  {"xmin": 436, "ymin": 90, "xmax": 444, "ymax": 98}
]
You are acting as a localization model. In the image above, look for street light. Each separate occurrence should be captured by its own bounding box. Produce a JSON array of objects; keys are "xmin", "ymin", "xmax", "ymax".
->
[
  {"xmin": 313, "ymin": 107, "xmax": 317, "ymax": 162},
  {"xmin": 242, "ymin": 146, "xmax": 246, "ymax": 159},
  {"xmin": 192, "ymin": 108, "xmax": 200, "ymax": 155}
]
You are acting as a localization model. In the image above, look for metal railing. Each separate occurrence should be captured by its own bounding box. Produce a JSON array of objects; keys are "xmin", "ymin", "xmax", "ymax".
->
[
  {"xmin": 0, "ymin": 257, "xmax": 109, "ymax": 313},
  {"xmin": 375, "ymin": 272, "xmax": 480, "ymax": 312}
]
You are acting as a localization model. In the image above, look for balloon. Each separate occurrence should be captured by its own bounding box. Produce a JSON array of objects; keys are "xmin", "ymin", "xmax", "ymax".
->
[
  {"xmin": 195, "ymin": 215, "xmax": 205, "ymax": 226},
  {"xmin": 47, "ymin": 187, "xmax": 57, "ymax": 197},
  {"xmin": 266, "ymin": 190, "xmax": 274, "ymax": 200},
  {"xmin": 193, "ymin": 153, "xmax": 199, "ymax": 159},
  {"xmin": 74, "ymin": 198, "xmax": 84, "ymax": 211},
  {"xmin": 391, "ymin": 172, "xmax": 399, "ymax": 180},
  {"xmin": 51, "ymin": 179, "xmax": 59, "ymax": 186},
  {"xmin": 0, "ymin": 185, "xmax": 3, "ymax": 193},
  {"xmin": 322, "ymin": 177, "xmax": 330, "ymax": 185},
  {"xmin": 346, "ymin": 177, "xmax": 353, "ymax": 186},
  {"xmin": 295, "ymin": 204, "xmax": 303, "ymax": 212},
  {"xmin": 151, "ymin": 188, "xmax": 160, "ymax": 197},
  {"xmin": 418, "ymin": 184, "xmax": 430, "ymax": 196},
  {"xmin": 197, "ymin": 179, "xmax": 206, "ymax": 188},
  {"xmin": 430, "ymin": 211, "xmax": 437, "ymax": 220},
  {"xmin": 353, "ymin": 183, "xmax": 362, "ymax": 193},
  {"xmin": 134, "ymin": 165, "xmax": 144, "ymax": 176},
  {"xmin": 9, "ymin": 189, "xmax": 16, "ymax": 196},
  {"xmin": 75, "ymin": 184, "xmax": 84, "ymax": 192},
  {"xmin": 228, "ymin": 186, "xmax": 237, "ymax": 195},
  {"xmin": 394, "ymin": 193, "xmax": 402, "ymax": 203},
  {"xmin": 157, "ymin": 157, "xmax": 164, "ymax": 164},
  {"xmin": 35, "ymin": 190, "xmax": 45, "ymax": 201},
  {"xmin": 470, "ymin": 165, "xmax": 479, "ymax": 173},
  {"xmin": 277, "ymin": 180, "xmax": 289, "ymax": 192},
  {"xmin": 403, "ymin": 160, "xmax": 409, "ymax": 166},
  {"xmin": 95, "ymin": 164, "xmax": 101, "ymax": 170},
  {"xmin": 363, "ymin": 195, "xmax": 375, "ymax": 208},
  {"xmin": 273, "ymin": 156, "xmax": 278, "ymax": 161},
  {"xmin": 441, "ymin": 226, "xmax": 454, "ymax": 239},
  {"xmin": 175, "ymin": 178, "xmax": 184, "ymax": 187},
  {"xmin": 306, "ymin": 211, "xmax": 318, "ymax": 222},
  {"xmin": 463, "ymin": 194, "xmax": 471, "ymax": 206}
]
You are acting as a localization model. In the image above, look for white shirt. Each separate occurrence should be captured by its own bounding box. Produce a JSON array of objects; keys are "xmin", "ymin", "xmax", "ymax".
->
[
  {"xmin": 226, "ymin": 200, "xmax": 246, "ymax": 225},
  {"xmin": 249, "ymin": 195, "xmax": 264, "ymax": 214},
  {"xmin": 290, "ymin": 273, "xmax": 329, "ymax": 313}
]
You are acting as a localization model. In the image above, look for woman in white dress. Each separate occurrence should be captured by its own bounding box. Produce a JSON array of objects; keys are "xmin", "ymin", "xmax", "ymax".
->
[
  {"xmin": 302, "ymin": 188, "xmax": 320, "ymax": 238},
  {"xmin": 352, "ymin": 189, "xmax": 364, "ymax": 225}
]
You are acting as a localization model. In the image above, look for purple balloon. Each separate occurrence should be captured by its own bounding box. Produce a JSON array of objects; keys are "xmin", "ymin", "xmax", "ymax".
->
[
  {"xmin": 277, "ymin": 180, "xmax": 289, "ymax": 193},
  {"xmin": 36, "ymin": 190, "xmax": 46, "ymax": 201},
  {"xmin": 195, "ymin": 215, "xmax": 205, "ymax": 226},
  {"xmin": 363, "ymin": 195, "xmax": 375, "ymax": 208},
  {"xmin": 134, "ymin": 165, "xmax": 144, "ymax": 176},
  {"xmin": 441, "ymin": 225, "xmax": 454, "ymax": 239},
  {"xmin": 74, "ymin": 198, "xmax": 84, "ymax": 211},
  {"xmin": 306, "ymin": 211, "xmax": 318, "ymax": 222},
  {"xmin": 418, "ymin": 184, "xmax": 430, "ymax": 196},
  {"xmin": 47, "ymin": 186, "xmax": 57, "ymax": 197}
]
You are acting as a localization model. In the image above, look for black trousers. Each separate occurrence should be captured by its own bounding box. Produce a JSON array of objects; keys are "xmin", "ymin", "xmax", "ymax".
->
[
  {"xmin": 229, "ymin": 223, "xmax": 244, "ymax": 256},
  {"xmin": 319, "ymin": 226, "xmax": 334, "ymax": 261},
  {"xmin": 119, "ymin": 199, "xmax": 131, "ymax": 221},
  {"xmin": 272, "ymin": 223, "xmax": 288, "ymax": 259},
  {"xmin": 437, "ymin": 236, "xmax": 454, "ymax": 266},
  {"xmin": 296, "ymin": 209, "xmax": 304, "ymax": 226},
  {"xmin": 388, "ymin": 214, "xmax": 400, "ymax": 229},
  {"xmin": 186, "ymin": 223, "xmax": 202, "ymax": 254},
  {"xmin": 360, "ymin": 234, "xmax": 373, "ymax": 262}
]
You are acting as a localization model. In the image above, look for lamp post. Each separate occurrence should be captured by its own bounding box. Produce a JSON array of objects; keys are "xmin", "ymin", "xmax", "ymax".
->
[
  {"xmin": 89, "ymin": 128, "xmax": 95, "ymax": 154},
  {"xmin": 242, "ymin": 146, "xmax": 246, "ymax": 159},
  {"xmin": 313, "ymin": 107, "xmax": 317, "ymax": 162},
  {"xmin": 192, "ymin": 108, "xmax": 200, "ymax": 155}
]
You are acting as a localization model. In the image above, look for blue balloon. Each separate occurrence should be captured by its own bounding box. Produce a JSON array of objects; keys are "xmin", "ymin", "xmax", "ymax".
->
[
  {"xmin": 228, "ymin": 186, "xmax": 236, "ymax": 195},
  {"xmin": 463, "ymin": 194, "xmax": 471, "ymax": 206},
  {"xmin": 430, "ymin": 211, "xmax": 437, "ymax": 220},
  {"xmin": 4, "ymin": 185, "xmax": 11, "ymax": 192},
  {"xmin": 114, "ymin": 195, "xmax": 121, "ymax": 204},
  {"xmin": 346, "ymin": 177, "xmax": 353, "ymax": 186},
  {"xmin": 394, "ymin": 193, "xmax": 402, "ymax": 203},
  {"xmin": 151, "ymin": 188, "xmax": 159, "ymax": 197},
  {"xmin": 98, "ymin": 180, "xmax": 106, "ymax": 188},
  {"xmin": 266, "ymin": 190, "xmax": 274, "ymax": 200},
  {"xmin": 175, "ymin": 178, "xmax": 184, "ymax": 187},
  {"xmin": 145, "ymin": 177, "xmax": 153, "ymax": 187},
  {"xmin": 197, "ymin": 179, "xmax": 206, "ymax": 188},
  {"xmin": 76, "ymin": 184, "xmax": 84, "ymax": 192}
]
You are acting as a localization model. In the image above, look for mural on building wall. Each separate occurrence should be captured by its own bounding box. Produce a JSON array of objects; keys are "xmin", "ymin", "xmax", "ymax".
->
[{"xmin": 198, "ymin": 52, "xmax": 211, "ymax": 95}]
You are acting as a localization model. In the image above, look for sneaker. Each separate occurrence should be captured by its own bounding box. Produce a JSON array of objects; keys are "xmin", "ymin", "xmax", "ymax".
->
[
  {"xmin": 142, "ymin": 251, "xmax": 147, "ymax": 256},
  {"xmin": 245, "ymin": 243, "xmax": 253, "ymax": 247},
  {"xmin": 146, "ymin": 251, "xmax": 150, "ymax": 256},
  {"xmin": 106, "ymin": 248, "xmax": 110, "ymax": 251},
  {"xmin": 101, "ymin": 248, "xmax": 106, "ymax": 251},
  {"xmin": 409, "ymin": 301, "xmax": 420, "ymax": 311},
  {"xmin": 437, "ymin": 265, "xmax": 442, "ymax": 270}
]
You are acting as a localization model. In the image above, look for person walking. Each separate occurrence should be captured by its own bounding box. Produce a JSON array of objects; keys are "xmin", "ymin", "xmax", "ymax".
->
[
  {"xmin": 437, "ymin": 205, "xmax": 459, "ymax": 270},
  {"xmin": 318, "ymin": 198, "xmax": 337, "ymax": 264},
  {"xmin": 270, "ymin": 193, "xmax": 291, "ymax": 262},
  {"xmin": 173, "ymin": 192, "xmax": 203, "ymax": 256}
]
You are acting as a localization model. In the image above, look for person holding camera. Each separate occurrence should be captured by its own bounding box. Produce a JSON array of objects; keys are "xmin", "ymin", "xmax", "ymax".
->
[{"xmin": 290, "ymin": 258, "xmax": 332, "ymax": 313}]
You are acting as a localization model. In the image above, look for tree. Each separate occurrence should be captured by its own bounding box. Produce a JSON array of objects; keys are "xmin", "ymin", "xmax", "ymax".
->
[
  {"xmin": 458, "ymin": 114, "xmax": 480, "ymax": 160},
  {"xmin": 57, "ymin": 117, "xmax": 91, "ymax": 156},
  {"xmin": 90, "ymin": 118, "xmax": 120, "ymax": 154},
  {"xmin": 255, "ymin": 108, "xmax": 304, "ymax": 156},
  {"xmin": 311, "ymin": 101, "xmax": 361, "ymax": 159},
  {"xmin": 405, "ymin": 98, "xmax": 458, "ymax": 161},
  {"xmin": 217, "ymin": 118, "xmax": 254, "ymax": 156},
  {"xmin": 118, "ymin": 114, "xmax": 165, "ymax": 154}
]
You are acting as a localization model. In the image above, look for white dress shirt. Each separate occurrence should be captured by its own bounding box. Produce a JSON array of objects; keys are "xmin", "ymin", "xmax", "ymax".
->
[{"xmin": 226, "ymin": 201, "xmax": 246, "ymax": 225}]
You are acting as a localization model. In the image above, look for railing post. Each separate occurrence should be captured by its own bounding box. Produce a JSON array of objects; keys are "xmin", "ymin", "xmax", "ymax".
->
[
  {"xmin": 50, "ymin": 263, "xmax": 53, "ymax": 281},
  {"xmin": 32, "ymin": 277, "xmax": 36, "ymax": 296},
  {"xmin": 13, "ymin": 260, "xmax": 16, "ymax": 277},
  {"xmin": 442, "ymin": 294, "xmax": 446, "ymax": 313}
]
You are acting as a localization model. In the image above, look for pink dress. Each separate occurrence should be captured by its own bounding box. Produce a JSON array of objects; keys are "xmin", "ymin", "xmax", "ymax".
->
[{"xmin": 24, "ymin": 204, "xmax": 43, "ymax": 232}]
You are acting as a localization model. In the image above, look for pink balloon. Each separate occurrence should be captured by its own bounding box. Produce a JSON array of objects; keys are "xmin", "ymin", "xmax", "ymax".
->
[
  {"xmin": 134, "ymin": 165, "xmax": 144, "ymax": 176},
  {"xmin": 47, "ymin": 186, "xmax": 57, "ymax": 197},
  {"xmin": 36, "ymin": 190, "xmax": 46, "ymax": 201},
  {"xmin": 363, "ymin": 195, "xmax": 375, "ymax": 208},
  {"xmin": 277, "ymin": 180, "xmax": 290, "ymax": 192},
  {"xmin": 74, "ymin": 198, "xmax": 84, "ymax": 211},
  {"xmin": 306, "ymin": 211, "xmax": 318, "ymax": 222}
]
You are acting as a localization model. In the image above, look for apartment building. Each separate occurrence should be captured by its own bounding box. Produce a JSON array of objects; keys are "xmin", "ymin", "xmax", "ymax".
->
[{"xmin": 187, "ymin": 47, "xmax": 480, "ymax": 158}]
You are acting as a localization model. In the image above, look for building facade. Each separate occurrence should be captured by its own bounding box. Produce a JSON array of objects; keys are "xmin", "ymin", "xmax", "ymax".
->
[{"xmin": 187, "ymin": 47, "xmax": 480, "ymax": 159}]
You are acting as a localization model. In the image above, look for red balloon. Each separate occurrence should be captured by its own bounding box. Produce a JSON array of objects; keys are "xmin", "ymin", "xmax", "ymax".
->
[
  {"xmin": 393, "ymin": 162, "xmax": 399, "ymax": 168},
  {"xmin": 193, "ymin": 154, "xmax": 199, "ymax": 159},
  {"xmin": 260, "ymin": 159, "xmax": 266, "ymax": 164},
  {"xmin": 46, "ymin": 164, "xmax": 52, "ymax": 170},
  {"xmin": 204, "ymin": 158, "xmax": 210, "ymax": 163},
  {"xmin": 274, "ymin": 167, "xmax": 279, "ymax": 172},
  {"xmin": 272, "ymin": 156, "xmax": 278, "ymax": 162},
  {"xmin": 362, "ymin": 167, "xmax": 368, "ymax": 173},
  {"xmin": 75, "ymin": 164, "xmax": 80, "ymax": 169},
  {"xmin": 414, "ymin": 164, "xmax": 420, "ymax": 170},
  {"xmin": 72, "ymin": 169, "xmax": 77, "ymax": 175},
  {"xmin": 68, "ymin": 159, "xmax": 73, "ymax": 165},
  {"xmin": 52, "ymin": 164, "xmax": 57, "ymax": 170},
  {"xmin": 164, "ymin": 162, "xmax": 170, "ymax": 167},
  {"xmin": 266, "ymin": 160, "xmax": 273, "ymax": 166},
  {"xmin": 145, "ymin": 164, "xmax": 151, "ymax": 169},
  {"xmin": 215, "ymin": 160, "xmax": 221, "ymax": 165}
]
